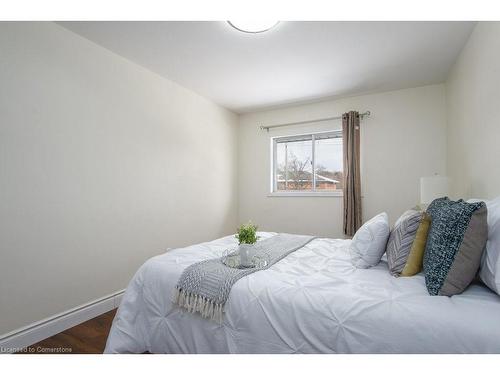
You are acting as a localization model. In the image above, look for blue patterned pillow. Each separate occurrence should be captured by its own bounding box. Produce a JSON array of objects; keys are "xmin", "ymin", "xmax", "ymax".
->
[{"xmin": 423, "ymin": 197, "xmax": 488, "ymax": 296}]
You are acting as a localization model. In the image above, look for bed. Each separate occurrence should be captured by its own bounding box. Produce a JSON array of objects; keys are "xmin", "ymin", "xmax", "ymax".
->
[{"xmin": 104, "ymin": 232, "xmax": 500, "ymax": 353}]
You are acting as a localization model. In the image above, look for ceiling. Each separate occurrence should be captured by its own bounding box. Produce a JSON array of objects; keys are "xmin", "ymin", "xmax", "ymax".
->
[{"xmin": 58, "ymin": 21, "xmax": 475, "ymax": 113}]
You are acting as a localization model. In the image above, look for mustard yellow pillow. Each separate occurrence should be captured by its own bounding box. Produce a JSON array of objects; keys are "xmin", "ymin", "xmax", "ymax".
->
[{"xmin": 400, "ymin": 212, "xmax": 431, "ymax": 277}]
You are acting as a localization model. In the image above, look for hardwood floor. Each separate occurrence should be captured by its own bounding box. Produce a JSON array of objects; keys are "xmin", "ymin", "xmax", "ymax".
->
[{"xmin": 17, "ymin": 309, "xmax": 116, "ymax": 354}]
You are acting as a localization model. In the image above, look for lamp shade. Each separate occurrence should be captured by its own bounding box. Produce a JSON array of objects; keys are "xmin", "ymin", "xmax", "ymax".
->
[{"xmin": 420, "ymin": 176, "xmax": 449, "ymax": 204}]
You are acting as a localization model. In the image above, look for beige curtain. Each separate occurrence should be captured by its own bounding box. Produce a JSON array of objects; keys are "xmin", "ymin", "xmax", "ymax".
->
[{"xmin": 342, "ymin": 111, "xmax": 362, "ymax": 237}]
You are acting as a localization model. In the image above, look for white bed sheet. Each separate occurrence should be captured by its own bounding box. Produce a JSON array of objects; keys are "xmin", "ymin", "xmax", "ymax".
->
[{"xmin": 105, "ymin": 232, "xmax": 500, "ymax": 353}]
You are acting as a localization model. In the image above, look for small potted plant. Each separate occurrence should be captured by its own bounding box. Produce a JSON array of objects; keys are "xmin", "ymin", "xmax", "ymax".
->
[{"xmin": 235, "ymin": 222, "xmax": 259, "ymax": 267}]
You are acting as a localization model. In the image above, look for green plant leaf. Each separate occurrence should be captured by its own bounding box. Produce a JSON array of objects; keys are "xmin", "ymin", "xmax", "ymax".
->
[{"xmin": 235, "ymin": 221, "xmax": 259, "ymax": 245}]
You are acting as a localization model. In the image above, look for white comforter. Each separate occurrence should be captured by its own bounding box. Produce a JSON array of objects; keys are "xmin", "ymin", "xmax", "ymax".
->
[{"xmin": 105, "ymin": 232, "xmax": 500, "ymax": 353}]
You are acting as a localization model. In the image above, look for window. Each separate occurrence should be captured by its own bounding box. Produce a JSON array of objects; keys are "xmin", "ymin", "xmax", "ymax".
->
[{"xmin": 271, "ymin": 131, "xmax": 343, "ymax": 195}]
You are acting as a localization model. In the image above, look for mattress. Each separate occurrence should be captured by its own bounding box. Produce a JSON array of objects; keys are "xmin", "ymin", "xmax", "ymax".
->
[{"xmin": 104, "ymin": 232, "xmax": 500, "ymax": 353}]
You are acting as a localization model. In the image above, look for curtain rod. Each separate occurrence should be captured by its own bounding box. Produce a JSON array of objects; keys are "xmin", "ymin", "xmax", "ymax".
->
[{"xmin": 259, "ymin": 111, "xmax": 371, "ymax": 132}]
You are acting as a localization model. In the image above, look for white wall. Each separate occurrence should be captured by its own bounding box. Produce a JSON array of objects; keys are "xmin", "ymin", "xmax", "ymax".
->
[
  {"xmin": 446, "ymin": 22, "xmax": 500, "ymax": 200},
  {"xmin": 1, "ymin": 21, "xmax": 476, "ymax": 339},
  {"xmin": 0, "ymin": 22, "xmax": 238, "ymax": 336},
  {"xmin": 238, "ymin": 85, "xmax": 447, "ymax": 237}
]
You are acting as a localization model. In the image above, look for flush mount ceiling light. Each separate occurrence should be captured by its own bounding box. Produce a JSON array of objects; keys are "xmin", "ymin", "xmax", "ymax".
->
[{"xmin": 227, "ymin": 20, "xmax": 279, "ymax": 34}]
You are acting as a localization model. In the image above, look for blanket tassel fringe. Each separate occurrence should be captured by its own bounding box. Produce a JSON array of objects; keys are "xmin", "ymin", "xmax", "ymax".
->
[{"xmin": 173, "ymin": 288, "xmax": 224, "ymax": 324}]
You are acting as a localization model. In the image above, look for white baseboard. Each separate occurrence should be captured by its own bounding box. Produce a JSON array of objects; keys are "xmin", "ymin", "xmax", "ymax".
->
[{"xmin": 0, "ymin": 289, "xmax": 125, "ymax": 353}]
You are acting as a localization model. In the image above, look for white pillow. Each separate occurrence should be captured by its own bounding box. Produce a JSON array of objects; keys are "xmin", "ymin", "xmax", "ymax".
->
[
  {"xmin": 350, "ymin": 212, "xmax": 390, "ymax": 268},
  {"xmin": 472, "ymin": 197, "xmax": 500, "ymax": 295}
]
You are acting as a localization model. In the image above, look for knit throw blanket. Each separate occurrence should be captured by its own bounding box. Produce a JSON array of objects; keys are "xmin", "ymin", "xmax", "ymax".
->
[{"xmin": 173, "ymin": 233, "xmax": 315, "ymax": 323}]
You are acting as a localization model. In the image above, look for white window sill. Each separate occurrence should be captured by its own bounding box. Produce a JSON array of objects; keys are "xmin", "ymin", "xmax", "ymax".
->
[{"xmin": 268, "ymin": 191, "xmax": 343, "ymax": 197}]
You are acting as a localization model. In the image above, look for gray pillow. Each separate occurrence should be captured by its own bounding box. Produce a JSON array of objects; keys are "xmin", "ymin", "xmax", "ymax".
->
[
  {"xmin": 386, "ymin": 210, "xmax": 423, "ymax": 276},
  {"xmin": 423, "ymin": 197, "xmax": 488, "ymax": 296}
]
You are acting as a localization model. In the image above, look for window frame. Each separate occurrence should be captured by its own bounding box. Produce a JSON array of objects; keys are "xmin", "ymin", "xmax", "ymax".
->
[{"xmin": 269, "ymin": 130, "xmax": 343, "ymax": 197}]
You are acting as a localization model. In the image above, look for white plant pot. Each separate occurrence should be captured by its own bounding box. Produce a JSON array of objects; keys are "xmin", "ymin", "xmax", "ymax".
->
[{"xmin": 238, "ymin": 244, "xmax": 254, "ymax": 267}]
